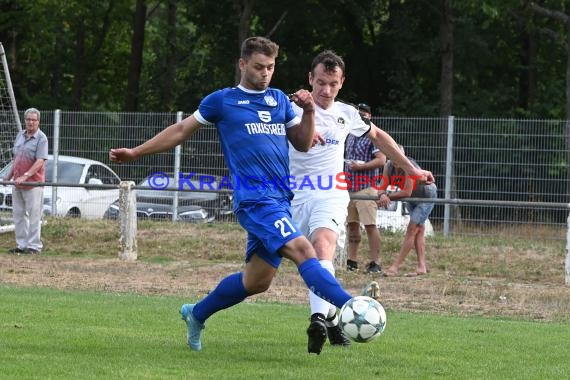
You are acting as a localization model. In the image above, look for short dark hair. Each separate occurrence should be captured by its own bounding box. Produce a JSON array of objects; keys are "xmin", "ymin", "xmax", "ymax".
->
[
  {"xmin": 310, "ymin": 50, "xmax": 345, "ymax": 76},
  {"xmin": 357, "ymin": 103, "xmax": 371, "ymax": 114},
  {"xmin": 240, "ymin": 36, "xmax": 279, "ymax": 59}
]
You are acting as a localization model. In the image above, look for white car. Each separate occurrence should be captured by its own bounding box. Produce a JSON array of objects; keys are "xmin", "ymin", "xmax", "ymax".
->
[
  {"xmin": 377, "ymin": 198, "xmax": 434, "ymax": 236},
  {"xmin": 0, "ymin": 155, "xmax": 121, "ymax": 219}
]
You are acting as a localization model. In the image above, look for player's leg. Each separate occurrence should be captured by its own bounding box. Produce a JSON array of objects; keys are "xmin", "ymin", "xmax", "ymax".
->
[
  {"xmin": 180, "ymin": 203, "xmax": 283, "ymax": 351},
  {"xmin": 307, "ymin": 228, "xmax": 345, "ymax": 352},
  {"xmin": 287, "ymin": 200, "xmax": 352, "ymax": 309},
  {"xmin": 180, "ymin": 268, "xmax": 250, "ymax": 351},
  {"xmin": 181, "ymin": 249, "xmax": 277, "ymax": 351},
  {"xmin": 292, "ymin": 202, "xmax": 329, "ymax": 353},
  {"xmin": 280, "ymin": 236, "xmax": 352, "ymax": 354},
  {"xmin": 280, "ymin": 237, "xmax": 353, "ymax": 308},
  {"xmin": 299, "ymin": 200, "xmax": 352, "ymax": 352}
]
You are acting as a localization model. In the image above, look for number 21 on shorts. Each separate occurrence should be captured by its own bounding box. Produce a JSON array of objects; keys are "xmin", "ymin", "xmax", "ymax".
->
[{"xmin": 274, "ymin": 217, "xmax": 297, "ymax": 237}]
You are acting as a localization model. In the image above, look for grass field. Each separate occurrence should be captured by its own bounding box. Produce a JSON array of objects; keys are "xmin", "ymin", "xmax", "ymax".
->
[
  {"xmin": 1, "ymin": 286, "xmax": 569, "ymax": 380},
  {"xmin": 1, "ymin": 218, "xmax": 570, "ymax": 379}
]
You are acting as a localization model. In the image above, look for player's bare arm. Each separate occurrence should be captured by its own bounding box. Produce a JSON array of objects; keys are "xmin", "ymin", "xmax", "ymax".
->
[
  {"xmin": 367, "ymin": 124, "xmax": 434, "ymax": 184},
  {"xmin": 109, "ymin": 115, "xmax": 202, "ymax": 164},
  {"xmin": 287, "ymin": 90, "xmax": 320, "ymax": 152}
]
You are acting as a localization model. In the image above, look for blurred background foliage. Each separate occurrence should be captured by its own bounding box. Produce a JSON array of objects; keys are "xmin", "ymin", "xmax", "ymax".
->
[{"xmin": 2, "ymin": 0, "xmax": 570, "ymax": 118}]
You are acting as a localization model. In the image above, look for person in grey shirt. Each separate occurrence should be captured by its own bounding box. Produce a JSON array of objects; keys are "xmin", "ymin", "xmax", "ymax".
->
[{"xmin": 4, "ymin": 108, "xmax": 48, "ymax": 254}]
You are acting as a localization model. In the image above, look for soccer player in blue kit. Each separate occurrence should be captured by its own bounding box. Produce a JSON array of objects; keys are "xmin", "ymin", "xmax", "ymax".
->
[{"xmin": 109, "ymin": 36, "xmax": 358, "ymax": 352}]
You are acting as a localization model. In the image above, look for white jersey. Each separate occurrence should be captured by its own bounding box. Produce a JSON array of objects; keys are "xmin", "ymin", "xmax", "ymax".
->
[{"xmin": 289, "ymin": 101, "xmax": 370, "ymax": 205}]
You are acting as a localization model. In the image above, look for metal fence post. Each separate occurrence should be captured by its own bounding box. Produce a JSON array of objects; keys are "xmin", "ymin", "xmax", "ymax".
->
[
  {"xmin": 443, "ymin": 115, "xmax": 454, "ymax": 237},
  {"xmin": 566, "ymin": 211, "xmax": 570, "ymax": 285},
  {"xmin": 172, "ymin": 111, "xmax": 183, "ymax": 221},
  {"xmin": 51, "ymin": 109, "xmax": 60, "ymax": 216},
  {"xmin": 119, "ymin": 181, "xmax": 137, "ymax": 261}
]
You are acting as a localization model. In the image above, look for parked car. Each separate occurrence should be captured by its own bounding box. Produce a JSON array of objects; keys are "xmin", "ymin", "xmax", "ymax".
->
[
  {"xmin": 0, "ymin": 155, "xmax": 121, "ymax": 219},
  {"xmin": 103, "ymin": 174, "xmax": 233, "ymax": 223},
  {"xmin": 376, "ymin": 192, "xmax": 434, "ymax": 236}
]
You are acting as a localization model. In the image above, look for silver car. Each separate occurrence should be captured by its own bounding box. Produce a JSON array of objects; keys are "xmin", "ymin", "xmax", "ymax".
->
[{"xmin": 0, "ymin": 155, "xmax": 121, "ymax": 219}]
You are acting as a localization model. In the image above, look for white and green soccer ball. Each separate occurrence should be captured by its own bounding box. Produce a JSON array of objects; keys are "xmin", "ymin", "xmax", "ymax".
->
[{"xmin": 339, "ymin": 296, "xmax": 387, "ymax": 343}]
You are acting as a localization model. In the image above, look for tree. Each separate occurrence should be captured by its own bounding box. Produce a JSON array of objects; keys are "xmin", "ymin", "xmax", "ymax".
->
[
  {"xmin": 162, "ymin": 1, "xmax": 178, "ymax": 111},
  {"xmin": 70, "ymin": 2, "xmax": 117, "ymax": 109},
  {"xmin": 527, "ymin": 0, "xmax": 570, "ymax": 199},
  {"xmin": 439, "ymin": 0, "xmax": 454, "ymax": 117},
  {"xmin": 124, "ymin": 0, "xmax": 147, "ymax": 112}
]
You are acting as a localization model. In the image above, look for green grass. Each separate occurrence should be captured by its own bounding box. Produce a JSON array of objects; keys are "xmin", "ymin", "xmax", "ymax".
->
[{"xmin": 1, "ymin": 286, "xmax": 569, "ymax": 380}]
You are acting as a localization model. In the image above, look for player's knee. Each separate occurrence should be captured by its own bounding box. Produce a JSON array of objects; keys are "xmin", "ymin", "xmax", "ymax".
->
[
  {"xmin": 246, "ymin": 280, "xmax": 271, "ymax": 294},
  {"xmin": 312, "ymin": 239, "xmax": 334, "ymax": 258},
  {"xmin": 243, "ymin": 273, "xmax": 273, "ymax": 294},
  {"xmin": 282, "ymin": 236, "xmax": 317, "ymax": 264}
]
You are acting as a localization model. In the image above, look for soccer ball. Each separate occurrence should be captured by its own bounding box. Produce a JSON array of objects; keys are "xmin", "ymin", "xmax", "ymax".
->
[{"xmin": 339, "ymin": 296, "xmax": 387, "ymax": 343}]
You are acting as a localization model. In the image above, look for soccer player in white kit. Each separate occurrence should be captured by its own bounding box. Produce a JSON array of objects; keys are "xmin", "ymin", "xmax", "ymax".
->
[{"xmin": 289, "ymin": 50, "xmax": 434, "ymax": 354}]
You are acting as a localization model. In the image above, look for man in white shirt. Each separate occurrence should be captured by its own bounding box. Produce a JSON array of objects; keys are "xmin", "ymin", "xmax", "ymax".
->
[{"xmin": 289, "ymin": 50, "xmax": 434, "ymax": 354}]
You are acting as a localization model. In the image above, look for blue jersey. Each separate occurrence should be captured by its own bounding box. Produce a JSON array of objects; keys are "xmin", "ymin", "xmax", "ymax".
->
[{"xmin": 193, "ymin": 85, "xmax": 301, "ymax": 208}]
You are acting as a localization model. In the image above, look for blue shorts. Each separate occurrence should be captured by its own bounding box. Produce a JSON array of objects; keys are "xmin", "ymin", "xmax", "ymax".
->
[
  {"xmin": 407, "ymin": 185, "xmax": 437, "ymax": 225},
  {"xmin": 236, "ymin": 198, "xmax": 303, "ymax": 269}
]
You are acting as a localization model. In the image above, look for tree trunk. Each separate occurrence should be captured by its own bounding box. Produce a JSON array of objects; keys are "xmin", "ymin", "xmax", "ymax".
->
[
  {"xmin": 124, "ymin": 0, "xmax": 147, "ymax": 112},
  {"xmin": 527, "ymin": 2, "xmax": 570, "ymax": 202},
  {"xmin": 162, "ymin": 1, "xmax": 177, "ymax": 111},
  {"xmin": 439, "ymin": 0, "xmax": 453, "ymax": 117},
  {"xmin": 71, "ymin": 25, "xmax": 86, "ymax": 110},
  {"xmin": 438, "ymin": 0, "xmax": 461, "ymax": 228},
  {"xmin": 234, "ymin": 0, "xmax": 255, "ymax": 85},
  {"xmin": 519, "ymin": 30, "xmax": 537, "ymax": 109},
  {"xmin": 566, "ymin": 22, "xmax": 570, "ymax": 202}
]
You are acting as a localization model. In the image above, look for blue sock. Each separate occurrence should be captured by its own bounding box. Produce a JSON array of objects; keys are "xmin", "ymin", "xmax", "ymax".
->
[
  {"xmin": 298, "ymin": 258, "xmax": 352, "ymax": 308},
  {"xmin": 193, "ymin": 272, "xmax": 248, "ymax": 323}
]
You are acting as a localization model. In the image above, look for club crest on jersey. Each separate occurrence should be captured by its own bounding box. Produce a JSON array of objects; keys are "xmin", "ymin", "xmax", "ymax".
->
[
  {"xmin": 337, "ymin": 117, "xmax": 346, "ymax": 129},
  {"xmin": 258, "ymin": 111, "xmax": 272, "ymax": 123},
  {"xmin": 264, "ymin": 95, "xmax": 277, "ymax": 107}
]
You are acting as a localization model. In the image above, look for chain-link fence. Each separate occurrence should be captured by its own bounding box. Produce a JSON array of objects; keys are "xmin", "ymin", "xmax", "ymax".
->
[{"xmin": 1, "ymin": 110, "xmax": 568, "ymax": 241}]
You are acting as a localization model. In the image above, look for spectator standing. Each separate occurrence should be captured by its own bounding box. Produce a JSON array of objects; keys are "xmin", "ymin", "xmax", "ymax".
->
[
  {"xmin": 345, "ymin": 103, "xmax": 385, "ymax": 273},
  {"xmin": 379, "ymin": 145, "xmax": 437, "ymax": 277},
  {"xmin": 4, "ymin": 108, "xmax": 48, "ymax": 255}
]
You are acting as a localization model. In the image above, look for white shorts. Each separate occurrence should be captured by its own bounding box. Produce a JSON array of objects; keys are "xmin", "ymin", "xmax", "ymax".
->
[{"xmin": 291, "ymin": 197, "xmax": 348, "ymax": 239}]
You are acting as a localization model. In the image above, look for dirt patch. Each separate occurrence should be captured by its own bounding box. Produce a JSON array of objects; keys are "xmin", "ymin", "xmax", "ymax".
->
[{"xmin": 2, "ymin": 253, "xmax": 569, "ymax": 321}]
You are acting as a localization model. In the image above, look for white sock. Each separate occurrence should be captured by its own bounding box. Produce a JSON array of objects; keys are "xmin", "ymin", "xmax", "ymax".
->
[
  {"xmin": 309, "ymin": 260, "xmax": 335, "ymax": 320},
  {"xmin": 325, "ymin": 305, "xmax": 339, "ymax": 327}
]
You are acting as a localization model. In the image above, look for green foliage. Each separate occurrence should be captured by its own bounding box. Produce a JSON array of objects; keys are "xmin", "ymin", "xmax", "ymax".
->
[
  {"xmin": 1, "ymin": 286, "xmax": 569, "ymax": 379},
  {"xmin": 1, "ymin": 0, "xmax": 570, "ymax": 117}
]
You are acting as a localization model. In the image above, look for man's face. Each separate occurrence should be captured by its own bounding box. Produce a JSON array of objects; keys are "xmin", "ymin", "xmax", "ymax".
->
[
  {"xmin": 359, "ymin": 110, "xmax": 371, "ymax": 119},
  {"xmin": 308, "ymin": 63, "xmax": 344, "ymax": 109},
  {"xmin": 239, "ymin": 53, "xmax": 276, "ymax": 91},
  {"xmin": 25, "ymin": 113, "xmax": 40, "ymax": 135}
]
